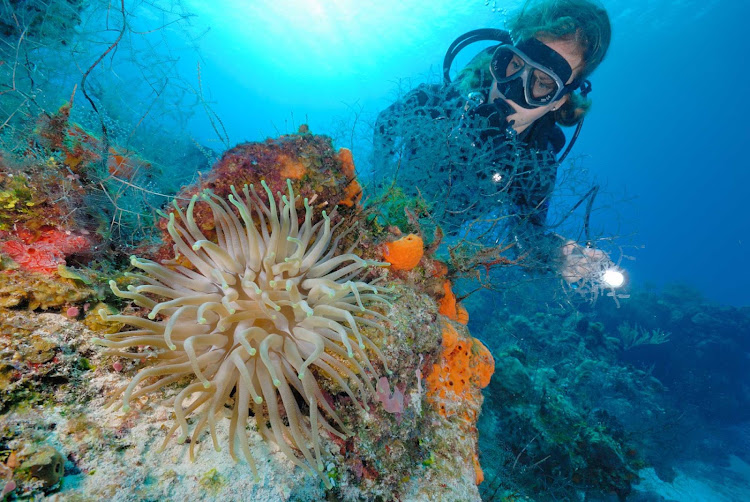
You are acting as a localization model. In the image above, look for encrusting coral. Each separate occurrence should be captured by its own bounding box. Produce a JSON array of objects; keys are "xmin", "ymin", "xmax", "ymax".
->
[
  {"xmin": 1, "ymin": 226, "xmax": 91, "ymax": 275},
  {"xmin": 94, "ymin": 178, "xmax": 393, "ymax": 486}
]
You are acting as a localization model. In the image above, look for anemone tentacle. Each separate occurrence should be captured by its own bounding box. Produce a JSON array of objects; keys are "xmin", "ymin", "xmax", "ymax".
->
[{"xmin": 97, "ymin": 179, "xmax": 390, "ymax": 487}]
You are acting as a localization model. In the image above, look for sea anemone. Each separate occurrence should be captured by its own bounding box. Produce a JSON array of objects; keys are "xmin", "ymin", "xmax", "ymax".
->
[{"xmin": 95, "ymin": 179, "xmax": 392, "ymax": 485}]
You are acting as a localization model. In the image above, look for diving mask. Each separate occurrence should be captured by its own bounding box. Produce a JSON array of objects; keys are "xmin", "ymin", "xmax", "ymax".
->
[{"xmin": 490, "ymin": 37, "xmax": 579, "ymax": 108}]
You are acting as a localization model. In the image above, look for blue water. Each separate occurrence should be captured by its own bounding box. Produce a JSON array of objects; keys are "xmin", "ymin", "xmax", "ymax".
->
[{"xmin": 178, "ymin": 0, "xmax": 749, "ymax": 307}]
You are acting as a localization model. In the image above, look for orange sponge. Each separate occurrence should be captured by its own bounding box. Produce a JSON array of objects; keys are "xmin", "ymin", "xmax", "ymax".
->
[
  {"xmin": 456, "ymin": 303, "xmax": 469, "ymax": 325},
  {"xmin": 337, "ymin": 148, "xmax": 356, "ymax": 180},
  {"xmin": 438, "ymin": 280, "xmax": 457, "ymax": 319},
  {"xmin": 383, "ymin": 234, "xmax": 424, "ymax": 271},
  {"xmin": 338, "ymin": 178, "xmax": 362, "ymax": 207},
  {"xmin": 438, "ymin": 279, "xmax": 469, "ymax": 324},
  {"xmin": 278, "ymin": 153, "xmax": 307, "ymax": 180},
  {"xmin": 425, "ymin": 323, "xmax": 495, "ymax": 415}
]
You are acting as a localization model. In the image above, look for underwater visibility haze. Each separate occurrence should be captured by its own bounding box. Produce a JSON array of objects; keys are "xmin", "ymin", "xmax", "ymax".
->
[{"xmin": 0, "ymin": 0, "xmax": 748, "ymax": 501}]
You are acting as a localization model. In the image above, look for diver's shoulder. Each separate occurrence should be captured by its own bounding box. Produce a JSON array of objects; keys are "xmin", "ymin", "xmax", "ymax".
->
[{"xmin": 547, "ymin": 123, "xmax": 566, "ymax": 154}]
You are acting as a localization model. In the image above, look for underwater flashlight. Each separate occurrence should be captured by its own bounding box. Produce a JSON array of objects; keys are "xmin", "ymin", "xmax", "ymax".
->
[{"xmin": 601, "ymin": 268, "xmax": 625, "ymax": 288}]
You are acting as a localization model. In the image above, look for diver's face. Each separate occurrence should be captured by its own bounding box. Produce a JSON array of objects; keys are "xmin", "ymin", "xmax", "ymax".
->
[{"xmin": 490, "ymin": 38, "xmax": 583, "ymax": 133}]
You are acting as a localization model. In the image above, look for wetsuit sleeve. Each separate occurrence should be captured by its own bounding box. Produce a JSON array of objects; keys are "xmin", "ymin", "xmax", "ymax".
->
[
  {"xmin": 372, "ymin": 83, "xmax": 459, "ymax": 184},
  {"xmin": 374, "ymin": 84, "xmax": 453, "ymax": 147}
]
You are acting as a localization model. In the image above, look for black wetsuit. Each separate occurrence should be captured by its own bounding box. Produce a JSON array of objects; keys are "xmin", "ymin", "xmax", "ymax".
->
[{"xmin": 372, "ymin": 45, "xmax": 566, "ymax": 264}]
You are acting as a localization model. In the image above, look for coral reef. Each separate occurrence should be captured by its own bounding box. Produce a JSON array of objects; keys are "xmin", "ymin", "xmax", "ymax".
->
[
  {"xmin": 0, "ymin": 269, "xmax": 99, "ymax": 310},
  {"xmin": 474, "ymin": 303, "xmax": 657, "ymax": 500},
  {"xmin": 0, "ymin": 129, "xmax": 495, "ymax": 500},
  {"xmin": 150, "ymin": 127, "xmax": 359, "ymax": 262},
  {"xmin": 593, "ymin": 284, "xmax": 750, "ymax": 482},
  {"xmin": 0, "ymin": 110, "xmax": 124, "ymax": 311}
]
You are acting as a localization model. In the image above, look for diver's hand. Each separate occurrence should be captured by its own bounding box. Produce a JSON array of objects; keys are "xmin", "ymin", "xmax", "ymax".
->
[
  {"xmin": 559, "ymin": 240, "xmax": 613, "ymax": 285},
  {"xmin": 468, "ymin": 100, "xmax": 514, "ymax": 131}
]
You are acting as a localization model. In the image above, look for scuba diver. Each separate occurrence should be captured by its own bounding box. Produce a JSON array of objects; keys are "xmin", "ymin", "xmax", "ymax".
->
[{"xmin": 372, "ymin": 0, "xmax": 622, "ymax": 291}]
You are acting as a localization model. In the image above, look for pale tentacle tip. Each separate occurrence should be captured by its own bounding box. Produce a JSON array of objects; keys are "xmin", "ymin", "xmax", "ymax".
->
[
  {"xmin": 272, "ymin": 378, "xmax": 281, "ymax": 387},
  {"xmin": 254, "ymin": 396, "xmax": 263, "ymax": 404},
  {"xmin": 168, "ymin": 343, "xmax": 177, "ymax": 350}
]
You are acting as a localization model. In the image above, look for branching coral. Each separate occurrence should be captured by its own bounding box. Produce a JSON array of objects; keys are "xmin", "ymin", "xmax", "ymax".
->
[{"xmin": 95, "ymin": 179, "xmax": 393, "ymax": 485}]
